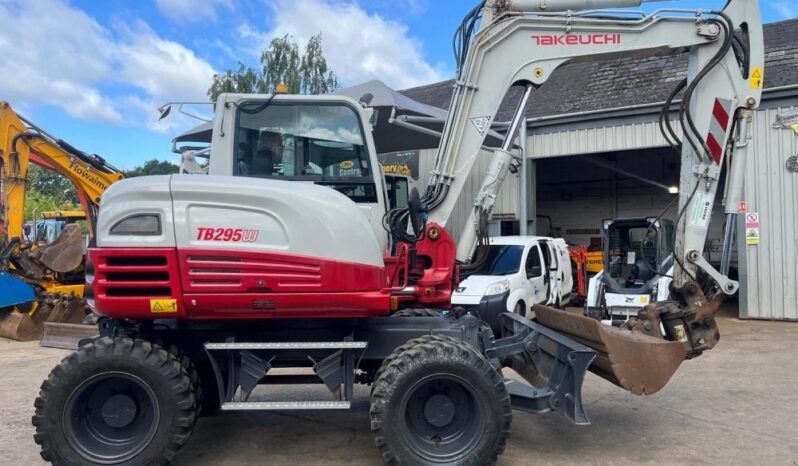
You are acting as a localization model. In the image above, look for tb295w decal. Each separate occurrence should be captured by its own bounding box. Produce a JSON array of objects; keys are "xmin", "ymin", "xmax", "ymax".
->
[{"xmin": 196, "ymin": 227, "xmax": 259, "ymax": 242}]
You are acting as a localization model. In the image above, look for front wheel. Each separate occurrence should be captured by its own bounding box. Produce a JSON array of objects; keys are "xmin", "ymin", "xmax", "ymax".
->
[
  {"xmin": 33, "ymin": 337, "xmax": 196, "ymax": 465},
  {"xmin": 370, "ymin": 335, "xmax": 511, "ymax": 465}
]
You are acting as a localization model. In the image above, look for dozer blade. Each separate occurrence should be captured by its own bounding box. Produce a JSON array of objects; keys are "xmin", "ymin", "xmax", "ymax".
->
[
  {"xmin": 36, "ymin": 223, "xmax": 85, "ymax": 273},
  {"xmin": 534, "ymin": 305, "xmax": 687, "ymax": 396},
  {"xmin": 40, "ymin": 322, "xmax": 98, "ymax": 350},
  {"xmin": 0, "ymin": 311, "xmax": 43, "ymax": 341}
]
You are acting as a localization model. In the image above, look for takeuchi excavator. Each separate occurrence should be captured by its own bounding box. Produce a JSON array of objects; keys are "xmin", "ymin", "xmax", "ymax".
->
[
  {"xmin": 0, "ymin": 102, "xmax": 124, "ymax": 341},
  {"xmin": 33, "ymin": 0, "xmax": 763, "ymax": 464}
]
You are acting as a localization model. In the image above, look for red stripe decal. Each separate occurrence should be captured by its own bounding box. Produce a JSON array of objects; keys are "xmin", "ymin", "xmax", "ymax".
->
[
  {"xmin": 712, "ymin": 99, "xmax": 729, "ymax": 129},
  {"xmin": 706, "ymin": 133, "xmax": 723, "ymax": 164}
]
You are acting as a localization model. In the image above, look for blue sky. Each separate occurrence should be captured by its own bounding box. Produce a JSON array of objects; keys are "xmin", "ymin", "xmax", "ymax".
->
[{"xmin": 0, "ymin": 0, "xmax": 792, "ymax": 170}]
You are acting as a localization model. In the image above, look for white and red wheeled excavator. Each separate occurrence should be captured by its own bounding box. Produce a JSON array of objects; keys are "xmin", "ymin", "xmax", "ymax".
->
[{"xmin": 32, "ymin": 0, "xmax": 763, "ymax": 464}]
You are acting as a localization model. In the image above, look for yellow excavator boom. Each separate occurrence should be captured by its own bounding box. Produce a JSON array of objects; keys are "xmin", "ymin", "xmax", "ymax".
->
[{"xmin": 0, "ymin": 101, "xmax": 124, "ymax": 343}]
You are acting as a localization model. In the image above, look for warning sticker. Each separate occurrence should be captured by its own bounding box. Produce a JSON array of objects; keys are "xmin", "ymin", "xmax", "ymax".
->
[
  {"xmin": 746, "ymin": 228, "xmax": 760, "ymax": 245},
  {"xmin": 150, "ymin": 299, "xmax": 178, "ymax": 313},
  {"xmin": 469, "ymin": 116, "xmax": 492, "ymax": 136},
  {"xmin": 750, "ymin": 67, "xmax": 763, "ymax": 89},
  {"xmin": 745, "ymin": 212, "xmax": 760, "ymax": 245},
  {"xmin": 689, "ymin": 192, "xmax": 712, "ymax": 228}
]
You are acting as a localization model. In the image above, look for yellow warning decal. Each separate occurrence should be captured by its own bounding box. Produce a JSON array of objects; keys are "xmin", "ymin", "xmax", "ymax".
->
[
  {"xmin": 150, "ymin": 299, "xmax": 178, "ymax": 313},
  {"xmin": 640, "ymin": 295, "xmax": 649, "ymax": 304},
  {"xmin": 750, "ymin": 67, "xmax": 763, "ymax": 89}
]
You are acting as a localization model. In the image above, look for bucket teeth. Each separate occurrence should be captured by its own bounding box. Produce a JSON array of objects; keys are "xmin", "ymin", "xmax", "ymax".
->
[{"xmin": 534, "ymin": 305, "xmax": 687, "ymax": 396}]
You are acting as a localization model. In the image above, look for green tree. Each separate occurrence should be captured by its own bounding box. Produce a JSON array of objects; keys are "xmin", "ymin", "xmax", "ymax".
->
[
  {"xmin": 301, "ymin": 34, "xmax": 338, "ymax": 95},
  {"xmin": 123, "ymin": 159, "xmax": 179, "ymax": 178},
  {"xmin": 23, "ymin": 191, "xmax": 67, "ymax": 222},
  {"xmin": 207, "ymin": 62, "xmax": 260, "ymax": 101},
  {"xmin": 207, "ymin": 33, "xmax": 338, "ymax": 102},
  {"xmin": 26, "ymin": 165, "xmax": 79, "ymax": 206},
  {"xmin": 260, "ymin": 35, "xmax": 302, "ymax": 94}
]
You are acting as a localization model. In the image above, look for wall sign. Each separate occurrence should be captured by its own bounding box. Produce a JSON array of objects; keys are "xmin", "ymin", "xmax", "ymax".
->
[
  {"xmin": 745, "ymin": 212, "xmax": 760, "ymax": 245},
  {"xmin": 787, "ymin": 155, "xmax": 798, "ymax": 173},
  {"xmin": 773, "ymin": 109, "xmax": 798, "ymax": 134}
]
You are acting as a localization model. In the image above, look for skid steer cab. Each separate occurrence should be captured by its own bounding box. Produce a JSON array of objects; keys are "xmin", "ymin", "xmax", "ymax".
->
[{"xmin": 587, "ymin": 217, "xmax": 676, "ymax": 323}]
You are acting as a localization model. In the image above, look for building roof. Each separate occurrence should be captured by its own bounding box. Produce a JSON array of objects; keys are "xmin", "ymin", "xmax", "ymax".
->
[{"xmin": 400, "ymin": 18, "xmax": 798, "ymax": 121}]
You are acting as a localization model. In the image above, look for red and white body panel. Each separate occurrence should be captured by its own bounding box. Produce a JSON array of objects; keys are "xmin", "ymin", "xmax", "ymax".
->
[{"xmin": 89, "ymin": 175, "xmax": 392, "ymax": 320}]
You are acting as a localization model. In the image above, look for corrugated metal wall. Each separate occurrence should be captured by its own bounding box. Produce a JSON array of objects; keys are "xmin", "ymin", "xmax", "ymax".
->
[
  {"xmin": 415, "ymin": 149, "xmax": 519, "ymax": 243},
  {"xmin": 528, "ymin": 115, "xmax": 681, "ymax": 158},
  {"xmin": 740, "ymin": 100, "xmax": 798, "ymax": 320}
]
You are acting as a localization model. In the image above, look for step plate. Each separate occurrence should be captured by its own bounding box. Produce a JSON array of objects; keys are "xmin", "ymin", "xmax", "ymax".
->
[
  {"xmin": 221, "ymin": 401, "xmax": 351, "ymax": 411},
  {"xmin": 206, "ymin": 342, "xmax": 368, "ymax": 350}
]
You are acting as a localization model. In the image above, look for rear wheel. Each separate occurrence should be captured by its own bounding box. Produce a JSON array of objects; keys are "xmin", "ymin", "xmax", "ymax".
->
[
  {"xmin": 370, "ymin": 335, "xmax": 511, "ymax": 465},
  {"xmin": 514, "ymin": 301, "xmax": 526, "ymax": 318},
  {"xmin": 33, "ymin": 337, "xmax": 196, "ymax": 465}
]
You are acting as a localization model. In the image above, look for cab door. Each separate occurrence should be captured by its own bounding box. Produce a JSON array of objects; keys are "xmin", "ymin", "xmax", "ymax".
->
[
  {"xmin": 524, "ymin": 244, "xmax": 547, "ymax": 305},
  {"xmin": 540, "ymin": 241, "xmax": 562, "ymax": 305}
]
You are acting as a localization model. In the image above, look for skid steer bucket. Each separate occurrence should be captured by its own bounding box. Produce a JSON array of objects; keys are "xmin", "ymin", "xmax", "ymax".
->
[{"xmin": 534, "ymin": 305, "xmax": 687, "ymax": 396}]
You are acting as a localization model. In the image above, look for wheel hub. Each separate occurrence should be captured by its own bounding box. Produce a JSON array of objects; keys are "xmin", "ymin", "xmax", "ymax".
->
[
  {"xmin": 64, "ymin": 372, "xmax": 160, "ymax": 463},
  {"xmin": 101, "ymin": 394, "xmax": 138, "ymax": 428},
  {"xmin": 423, "ymin": 394, "xmax": 456, "ymax": 427}
]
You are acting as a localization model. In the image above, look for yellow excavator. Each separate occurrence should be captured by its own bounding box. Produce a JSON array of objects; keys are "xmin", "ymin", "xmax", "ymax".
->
[{"xmin": 0, "ymin": 101, "xmax": 123, "ymax": 343}]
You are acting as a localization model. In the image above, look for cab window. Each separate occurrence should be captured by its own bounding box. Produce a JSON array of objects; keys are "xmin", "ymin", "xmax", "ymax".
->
[{"xmin": 235, "ymin": 101, "xmax": 377, "ymax": 203}]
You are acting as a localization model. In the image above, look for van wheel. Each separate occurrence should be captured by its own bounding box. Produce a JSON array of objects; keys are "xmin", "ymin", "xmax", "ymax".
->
[{"xmin": 514, "ymin": 302, "xmax": 526, "ymax": 317}]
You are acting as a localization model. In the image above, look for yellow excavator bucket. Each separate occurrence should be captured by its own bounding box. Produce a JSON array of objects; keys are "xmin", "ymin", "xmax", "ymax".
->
[
  {"xmin": 0, "ymin": 292, "xmax": 87, "ymax": 342},
  {"xmin": 0, "ymin": 311, "xmax": 42, "ymax": 341},
  {"xmin": 34, "ymin": 223, "xmax": 85, "ymax": 273},
  {"xmin": 534, "ymin": 305, "xmax": 687, "ymax": 396}
]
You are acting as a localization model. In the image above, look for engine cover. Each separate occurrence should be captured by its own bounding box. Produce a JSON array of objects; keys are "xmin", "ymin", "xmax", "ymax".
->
[{"xmin": 91, "ymin": 175, "xmax": 390, "ymax": 320}]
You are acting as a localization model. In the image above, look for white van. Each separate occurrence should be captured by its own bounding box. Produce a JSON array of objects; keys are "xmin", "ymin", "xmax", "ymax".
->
[{"xmin": 452, "ymin": 236, "xmax": 573, "ymax": 318}]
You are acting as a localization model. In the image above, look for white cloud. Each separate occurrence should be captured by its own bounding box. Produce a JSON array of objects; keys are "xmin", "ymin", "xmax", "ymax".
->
[
  {"xmin": 155, "ymin": 0, "xmax": 233, "ymax": 22},
  {"xmin": 771, "ymin": 1, "xmax": 796, "ymax": 19},
  {"xmin": 245, "ymin": 0, "xmax": 448, "ymax": 90},
  {"xmin": 0, "ymin": 0, "xmax": 216, "ymax": 130}
]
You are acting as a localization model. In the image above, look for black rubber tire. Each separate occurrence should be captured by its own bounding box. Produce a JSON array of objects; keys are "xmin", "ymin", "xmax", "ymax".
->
[
  {"xmin": 514, "ymin": 301, "xmax": 526, "ymax": 317},
  {"xmin": 370, "ymin": 335, "xmax": 511, "ymax": 466},
  {"xmin": 154, "ymin": 339, "xmax": 207, "ymax": 419},
  {"xmin": 392, "ymin": 308, "xmax": 443, "ymax": 317},
  {"xmin": 32, "ymin": 337, "xmax": 196, "ymax": 465},
  {"xmin": 371, "ymin": 334, "xmax": 452, "ymax": 394}
]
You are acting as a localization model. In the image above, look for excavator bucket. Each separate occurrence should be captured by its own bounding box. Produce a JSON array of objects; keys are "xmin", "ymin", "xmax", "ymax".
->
[
  {"xmin": 35, "ymin": 223, "xmax": 85, "ymax": 273},
  {"xmin": 0, "ymin": 293, "xmax": 88, "ymax": 343},
  {"xmin": 0, "ymin": 310, "xmax": 42, "ymax": 341},
  {"xmin": 534, "ymin": 305, "xmax": 687, "ymax": 396}
]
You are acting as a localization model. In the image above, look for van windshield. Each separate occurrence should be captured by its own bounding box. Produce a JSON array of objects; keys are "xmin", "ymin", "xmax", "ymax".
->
[{"xmin": 472, "ymin": 245, "xmax": 524, "ymax": 276}]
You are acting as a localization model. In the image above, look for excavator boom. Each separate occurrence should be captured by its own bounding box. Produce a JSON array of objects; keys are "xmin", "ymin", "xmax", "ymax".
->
[
  {"xmin": 414, "ymin": 0, "xmax": 763, "ymax": 394},
  {"xmin": 0, "ymin": 102, "xmax": 124, "ymax": 343}
]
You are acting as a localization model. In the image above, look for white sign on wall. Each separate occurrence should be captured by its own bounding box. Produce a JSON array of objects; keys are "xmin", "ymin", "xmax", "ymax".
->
[{"xmin": 745, "ymin": 212, "xmax": 760, "ymax": 245}]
